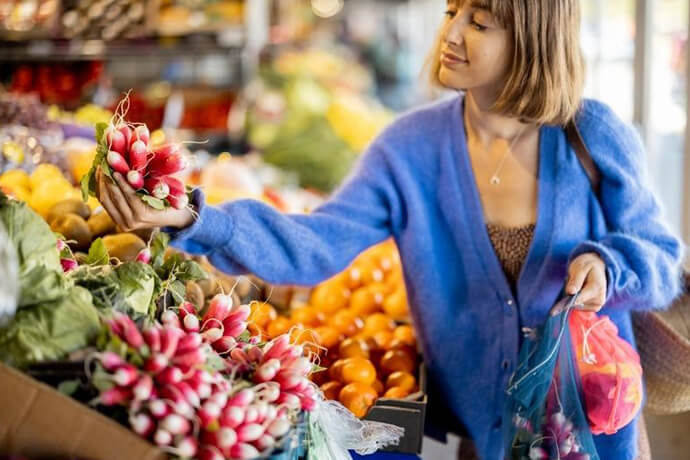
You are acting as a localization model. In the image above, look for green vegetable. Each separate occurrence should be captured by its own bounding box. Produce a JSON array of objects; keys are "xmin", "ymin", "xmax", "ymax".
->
[
  {"xmin": 85, "ymin": 237, "xmax": 110, "ymax": 266},
  {"xmin": 81, "ymin": 122, "xmax": 110, "ymax": 202},
  {"xmin": 0, "ymin": 285, "xmax": 100, "ymax": 368},
  {"xmin": 115, "ymin": 262, "xmax": 156, "ymax": 316}
]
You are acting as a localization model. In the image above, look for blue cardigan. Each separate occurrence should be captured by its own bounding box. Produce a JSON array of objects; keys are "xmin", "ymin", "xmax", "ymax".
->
[{"xmin": 169, "ymin": 95, "xmax": 683, "ymax": 460}]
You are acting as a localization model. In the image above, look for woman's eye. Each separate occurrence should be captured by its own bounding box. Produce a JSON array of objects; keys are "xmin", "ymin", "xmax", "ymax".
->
[
  {"xmin": 444, "ymin": 10, "xmax": 457, "ymax": 18},
  {"xmin": 471, "ymin": 19, "xmax": 487, "ymax": 31}
]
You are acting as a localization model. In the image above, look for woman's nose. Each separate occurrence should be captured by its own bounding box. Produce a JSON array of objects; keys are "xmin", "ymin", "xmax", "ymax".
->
[{"xmin": 444, "ymin": 17, "xmax": 466, "ymax": 47}]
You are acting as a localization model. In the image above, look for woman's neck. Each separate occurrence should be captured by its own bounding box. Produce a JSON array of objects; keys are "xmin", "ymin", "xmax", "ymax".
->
[{"xmin": 464, "ymin": 91, "xmax": 533, "ymax": 144}]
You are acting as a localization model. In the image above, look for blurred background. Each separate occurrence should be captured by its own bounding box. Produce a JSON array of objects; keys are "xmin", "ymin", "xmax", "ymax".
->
[{"xmin": 0, "ymin": 1, "xmax": 688, "ymax": 457}]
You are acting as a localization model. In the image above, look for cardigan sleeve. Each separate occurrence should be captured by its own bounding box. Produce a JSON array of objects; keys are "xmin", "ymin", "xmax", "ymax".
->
[
  {"xmin": 165, "ymin": 141, "xmax": 397, "ymax": 286},
  {"xmin": 568, "ymin": 101, "xmax": 685, "ymax": 312}
]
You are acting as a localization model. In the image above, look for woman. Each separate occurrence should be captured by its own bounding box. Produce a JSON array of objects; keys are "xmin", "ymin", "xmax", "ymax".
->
[{"xmin": 97, "ymin": 1, "xmax": 683, "ymax": 458}]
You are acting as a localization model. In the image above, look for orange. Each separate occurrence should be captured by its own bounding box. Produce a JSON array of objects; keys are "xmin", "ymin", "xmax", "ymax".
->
[
  {"xmin": 266, "ymin": 316, "xmax": 293, "ymax": 339},
  {"xmin": 328, "ymin": 310, "xmax": 364, "ymax": 337},
  {"xmin": 339, "ymin": 382, "xmax": 378, "ymax": 418},
  {"xmin": 362, "ymin": 313, "xmax": 396, "ymax": 336},
  {"xmin": 372, "ymin": 379, "xmax": 385, "ymax": 396},
  {"xmin": 371, "ymin": 330, "xmax": 394, "ymax": 350},
  {"xmin": 393, "ymin": 325, "xmax": 416, "ymax": 347},
  {"xmin": 321, "ymin": 381, "xmax": 344, "ymax": 400},
  {"xmin": 290, "ymin": 326, "xmax": 319, "ymax": 348},
  {"xmin": 349, "ymin": 287, "xmax": 382, "ymax": 317},
  {"xmin": 248, "ymin": 302, "xmax": 278, "ymax": 329},
  {"xmin": 310, "ymin": 279, "xmax": 350, "ymax": 314},
  {"xmin": 359, "ymin": 261, "xmax": 385, "ymax": 286},
  {"xmin": 339, "ymin": 338, "xmax": 370, "ymax": 360},
  {"xmin": 383, "ymin": 386, "xmax": 410, "ymax": 399},
  {"xmin": 340, "ymin": 357, "xmax": 377, "ymax": 385},
  {"xmin": 380, "ymin": 349, "xmax": 417, "ymax": 375},
  {"xmin": 385, "ymin": 371, "xmax": 417, "ymax": 392},
  {"xmin": 343, "ymin": 267, "xmax": 363, "ymax": 290},
  {"xmin": 290, "ymin": 306, "xmax": 324, "ymax": 327},
  {"xmin": 246, "ymin": 322, "xmax": 265, "ymax": 339},
  {"xmin": 329, "ymin": 359, "xmax": 347, "ymax": 382},
  {"xmin": 313, "ymin": 326, "xmax": 342, "ymax": 350},
  {"xmin": 388, "ymin": 339, "xmax": 417, "ymax": 356},
  {"xmin": 382, "ymin": 288, "xmax": 409, "ymax": 320}
]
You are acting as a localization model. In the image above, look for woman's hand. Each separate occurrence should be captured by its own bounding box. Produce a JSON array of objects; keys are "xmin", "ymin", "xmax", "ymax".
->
[
  {"xmin": 96, "ymin": 168, "xmax": 194, "ymax": 232},
  {"xmin": 566, "ymin": 253, "xmax": 608, "ymax": 312}
]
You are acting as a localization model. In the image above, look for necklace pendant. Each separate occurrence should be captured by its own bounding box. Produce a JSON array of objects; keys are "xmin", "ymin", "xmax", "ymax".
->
[{"xmin": 490, "ymin": 175, "xmax": 501, "ymax": 185}]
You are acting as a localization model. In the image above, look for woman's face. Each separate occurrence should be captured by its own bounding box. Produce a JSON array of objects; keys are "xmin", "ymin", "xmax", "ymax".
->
[{"xmin": 438, "ymin": 1, "xmax": 512, "ymax": 100}]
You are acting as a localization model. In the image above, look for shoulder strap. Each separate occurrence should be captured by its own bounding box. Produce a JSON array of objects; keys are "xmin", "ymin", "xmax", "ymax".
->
[{"xmin": 565, "ymin": 120, "xmax": 602, "ymax": 195}]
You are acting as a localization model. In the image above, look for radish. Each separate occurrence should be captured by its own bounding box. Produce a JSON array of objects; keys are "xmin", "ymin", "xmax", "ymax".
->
[
  {"xmin": 129, "ymin": 412, "xmax": 155, "ymax": 437},
  {"xmin": 198, "ymin": 446, "xmax": 225, "ymax": 460},
  {"xmin": 217, "ymin": 427, "xmax": 238, "ymax": 448},
  {"xmin": 118, "ymin": 124, "xmax": 132, "ymax": 148},
  {"xmin": 254, "ymin": 359, "xmax": 280, "ymax": 383},
  {"xmin": 254, "ymin": 434, "xmax": 276, "ymax": 451},
  {"xmin": 230, "ymin": 442, "xmax": 260, "ymax": 460},
  {"xmin": 151, "ymin": 143, "xmax": 179, "ymax": 161},
  {"xmin": 133, "ymin": 125, "xmax": 150, "ymax": 145},
  {"xmin": 220, "ymin": 405, "xmax": 245, "ymax": 429},
  {"xmin": 160, "ymin": 327, "xmax": 183, "ymax": 359},
  {"xmin": 228, "ymin": 389, "xmax": 254, "ymax": 407},
  {"xmin": 110, "ymin": 314, "xmax": 144, "ymax": 349},
  {"xmin": 60, "ymin": 258, "xmax": 78, "ymax": 273},
  {"xmin": 247, "ymin": 345, "xmax": 263, "ymax": 363},
  {"xmin": 144, "ymin": 177, "xmax": 170, "ymax": 200},
  {"xmin": 262, "ymin": 335, "xmax": 291, "ymax": 363},
  {"xmin": 175, "ymin": 436, "xmax": 198, "ymax": 458},
  {"xmin": 182, "ymin": 314, "xmax": 199, "ymax": 333},
  {"xmin": 244, "ymin": 406, "xmax": 259, "ymax": 425},
  {"xmin": 202, "ymin": 327, "xmax": 223, "ymax": 343},
  {"xmin": 263, "ymin": 404, "xmax": 278, "ymax": 424},
  {"xmin": 205, "ymin": 294, "xmax": 233, "ymax": 325},
  {"xmin": 105, "ymin": 126, "xmax": 126, "ymax": 154},
  {"xmin": 133, "ymin": 374, "xmax": 154, "ymax": 401},
  {"xmin": 225, "ymin": 304, "xmax": 251, "ymax": 325},
  {"xmin": 128, "ymin": 140, "xmax": 148, "ymax": 171},
  {"xmin": 107, "ymin": 150, "xmax": 130, "ymax": 175},
  {"xmin": 267, "ymin": 417, "xmax": 290, "ymax": 438},
  {"xmin": 142, "ymin": 327, "xmax": 160, "ymax": 353},
  {"xmin": 176, "ymin": 332, "xmax": 202, "ymax": 355},
  {"xmin": 160, "ymin": 386, "xmax": 194, "ymax": 419},
  {"xmin": 161, "ymin": 310, "xmax": 181, "ymax": 328},
  {"xmin": 252, "ymin": 402, "xmax": 269, "ymax": 423},
  {"xmin": 258, "ymin": 384, "xmax": 280, "ymax": 403},
  {"xmin": 172, "ymin": 348, "xmax": 205, "ymax": 369},
  {"xmin": 286, "ymin": 357, "xmax": 313, "ymax": 377},
  {"xmin": 149, "ymin": 399, "xmax": 171, "ymax": 419},
  {"xmin": 276, "ymin": 392, "xmax": 300, "ymax": 409},
  {"xmin": 230, "ymin": 348, "xmax": 250, "ymax": 367},
  {"xmin": 222, "ymin": 320, "xmax": 247, "ymax": 339},
  {"xmin": 149, "ymin": 146, "xmax": 186, "ymax": 177},
  {"xmin": 95, "ymin": 386, "xmax": 131, "ymax": 406},
  {"xmin": 275, "ymin": 372, "xmax": 301, "ymax": 391},
  {"xmin": 135, "ymin": 247, "xmax": 151, "ymax": 264},
  {"xmin": 156, "ymin": 366, "xmax": 183, "ymax": 385},
  {"xmin": 162, "ymin": 175, "xmax": 185, "ymax": 196},
  {"xmin": 113, "ymin": 364, "xmax": 139, "ymax": 386},
  {"xmin": 209, "ymin": 391, "xmax": 228, "ymax": 409},
  {"xmin": 237, "ymin": 423, "xmax": 264, "ymax": 443},
  {"xmin": 212, "ymin": 336, "xmax": 237, "ymax": 353},
  {"xmin": 179, "ymin": 301, "xmax": 197, "ymax": 316},
  {"xmin": 96, "ymin": 351, "xmax": 126, "ymax": 371},
  {"xmin": 153, "ymin": 428, "xmax": 172, "ymax": 446},
  {"xmin": 126, "ymin": 169, "xmax": 144, "ymax": 189},
  {"xmin": 144, "ymin": 354, "xmax": 168, "ymax": 374},
  {"xmin": 175, "ymin": 381, "xmax": 201, "ymax": 407},
  {"xmin": 166, "ymin": 192, "xmax": 188, "ymax": 213},
  {"xmin": 161, "ymin": 414, "xmax": 191, "ymax": 436},
  {"xmin": 198, "ymin": 400, "xmax": 222, "ymax": 428}
]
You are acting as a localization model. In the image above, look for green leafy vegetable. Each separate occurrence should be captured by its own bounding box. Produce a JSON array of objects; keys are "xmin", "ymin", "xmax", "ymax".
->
[
  {"xmin": 150, "ymin": 232, "xmax": 170, "ymax": 271},
  {"xmin": 86, "ymin": 238, "xmax": 110, "ymax": 266},
  {"xmin": 141, "ymin": 195, "xmax": 166, "ymax": 210},
  {"xmin": 81, "ymin": 122, "xmax": 110, "ymax": 202},
  {"xmin": 0, "ymin": 286, "xmax": 100, "ymax": 369},
  {"xmin": 115, "ymin": 262, "xmax": 157, "ymax": 316}
]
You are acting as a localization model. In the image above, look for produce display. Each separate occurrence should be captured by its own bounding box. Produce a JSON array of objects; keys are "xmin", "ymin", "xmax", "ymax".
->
[
  {"xmin": 60, "ymin": 0, "xmax": 148, "ymax": 40},
  {"xmin": 237, "ymin": 48, "xmax": 393, "ymax": 192},
  {"xmin": 9, "ymin": 62, "xmax": 105, "ymax": 107},
  {"xmin": 156, "ymin": 0, "xmax": 245, "ymax": 36}
]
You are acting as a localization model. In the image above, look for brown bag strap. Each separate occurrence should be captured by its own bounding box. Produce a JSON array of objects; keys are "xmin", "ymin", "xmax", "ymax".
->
[{"xmin": 565, "ymin": 120, "xmax": 602, "ymax": 195}]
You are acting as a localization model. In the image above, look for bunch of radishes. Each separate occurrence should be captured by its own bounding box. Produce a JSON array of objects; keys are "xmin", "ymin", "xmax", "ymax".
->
[
  {"xmin": 91, "ymin": 308, "xmax": 319, "ymax": 460},
  {"xmin": 102, "ymin": 121, "xmax": 190, "ymax": 209},
  {"xmin": 161, "ymin": 294, "xmax": 251, "ymax": 354}
]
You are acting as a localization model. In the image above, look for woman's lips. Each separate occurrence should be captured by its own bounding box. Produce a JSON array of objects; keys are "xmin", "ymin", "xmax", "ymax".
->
[{"xmin": 441, "ymin": 51, "xmax": 469, "ymax": 67}]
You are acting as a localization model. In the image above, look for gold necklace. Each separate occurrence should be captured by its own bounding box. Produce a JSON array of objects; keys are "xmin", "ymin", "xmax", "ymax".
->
[{"xmin": 487, "ymin": 125, "xmax": 526, "ymax": 186}]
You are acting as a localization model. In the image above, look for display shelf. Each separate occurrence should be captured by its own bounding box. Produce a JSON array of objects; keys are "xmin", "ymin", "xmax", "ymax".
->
[{"xmin": 0, "ymin": 30, "xmax": 245, "ymax": 62}]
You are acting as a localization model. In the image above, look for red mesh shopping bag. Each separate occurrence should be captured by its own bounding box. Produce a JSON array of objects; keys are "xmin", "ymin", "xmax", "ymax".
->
[{"xmin": 569, "ymin": 311, "xmax": 644, "ymax": 435}]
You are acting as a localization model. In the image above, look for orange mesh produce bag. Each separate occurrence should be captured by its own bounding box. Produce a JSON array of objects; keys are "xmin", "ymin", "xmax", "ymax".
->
[{"xmin": 569, "ymin": 311, "xmax": 644, "ymax": 435}]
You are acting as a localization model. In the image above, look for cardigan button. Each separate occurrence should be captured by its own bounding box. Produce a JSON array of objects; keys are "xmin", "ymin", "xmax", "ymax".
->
[{"xmin": 506, "ymin": 299, "xmax": 514, "ymax": 306}]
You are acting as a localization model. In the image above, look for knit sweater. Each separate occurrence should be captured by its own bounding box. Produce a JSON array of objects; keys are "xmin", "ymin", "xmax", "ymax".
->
[{"xmin": 168, "ymin": 94, "xmax": 684, "ymax": 460}]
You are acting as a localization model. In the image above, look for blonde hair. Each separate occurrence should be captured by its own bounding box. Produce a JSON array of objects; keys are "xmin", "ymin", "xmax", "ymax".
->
[{"xmin": 427, "ymin": 0, "xmax": 585, "ymax": 126}]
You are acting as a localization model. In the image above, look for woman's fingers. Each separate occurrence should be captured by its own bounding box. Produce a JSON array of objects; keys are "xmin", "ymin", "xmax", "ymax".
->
[
  {"xmin": 576, "ymin": 269, "xmax": 606, "ymax": 312},
  {"xmin": 104, "ymin": 174, "xmax": 136, "ymax": 230},
  {"xmin": 98, "ymin": 170, "xmax": 125, "ymax": 228}
]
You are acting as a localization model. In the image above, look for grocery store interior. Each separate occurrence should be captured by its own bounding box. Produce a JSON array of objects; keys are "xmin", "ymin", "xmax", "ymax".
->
[{"xmin": 0, "ymin": 0, "xmax": 689, "ymax": 460}]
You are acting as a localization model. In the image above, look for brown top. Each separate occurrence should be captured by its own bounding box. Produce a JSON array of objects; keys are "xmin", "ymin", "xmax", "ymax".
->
[{"xmin": 486, "ymin": 223, "xmax": 536, "ymax": 287}]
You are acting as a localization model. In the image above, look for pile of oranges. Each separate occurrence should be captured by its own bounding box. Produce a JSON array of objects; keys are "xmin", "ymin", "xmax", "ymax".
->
[{"xmin": 245, "ymin": 240, "xmax": 420, "ymax": 418}]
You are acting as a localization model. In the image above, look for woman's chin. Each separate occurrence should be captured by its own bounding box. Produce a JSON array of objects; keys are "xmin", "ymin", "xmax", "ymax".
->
[{"xmin": 438, "ymin": 68, "xmax": 472, "ymax": 91}]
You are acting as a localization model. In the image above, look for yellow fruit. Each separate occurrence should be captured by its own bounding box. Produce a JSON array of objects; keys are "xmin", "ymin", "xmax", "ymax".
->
[
  {"xmin": 86, "ymin": 196, "xmax": 101, "ymax": 212},
  {"xmin": 0, "ymin": 169, "xmax": 30, "ymax": 190},
  {"xmin": 67, "ymin": 149, "xmax": 96, "ymax": 183},
  {"xmin": 310, "ymin": 280, "xmax": 350, "ymax": 314},
  {"xmin": 29, "ymin": 179, "xmax": 80, "ymax": 217},
  {"xmin": 29, "ymin": 164, "xmax": 64, "ymax": 191},
  {"xmin": 383, "ymin": 288, "xmax": 409, "ymax": 320},
  {"xmin": 339, "ymin": 382, "xmax": 378, "ymax": 418}
]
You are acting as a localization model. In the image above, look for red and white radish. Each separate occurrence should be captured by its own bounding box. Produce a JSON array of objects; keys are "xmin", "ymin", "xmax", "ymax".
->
[
  {"xmin": 107, "ymin": 150, "xmax": 130, "ymax": 175},
  {"xmin": 126, "ymin": 169, "xmax": 144, "ymax": 189}
]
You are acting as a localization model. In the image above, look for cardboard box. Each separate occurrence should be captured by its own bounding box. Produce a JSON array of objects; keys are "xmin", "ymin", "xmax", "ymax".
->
[
  {"xmin": 0, "ymin": 363, "xmax": 166, "ymax": 460},
  {"xmin": 363, "ymin": 364, "xmax": 428, "ymax": 454}
]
